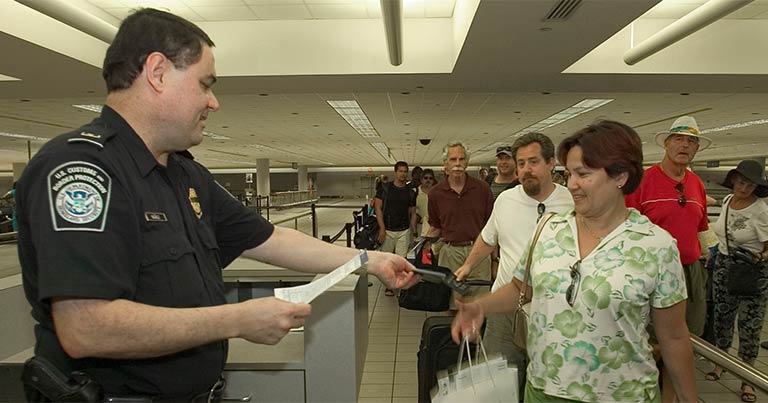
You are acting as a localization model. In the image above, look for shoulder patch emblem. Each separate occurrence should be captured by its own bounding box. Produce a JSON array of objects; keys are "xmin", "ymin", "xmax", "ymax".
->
[
  {"xmin": 188, "ymin": 188, "xmax": 203, "ymax": 219},
  {"xmin": 47, "ymin": 161, "xmax": 111, "ymax": 232}
]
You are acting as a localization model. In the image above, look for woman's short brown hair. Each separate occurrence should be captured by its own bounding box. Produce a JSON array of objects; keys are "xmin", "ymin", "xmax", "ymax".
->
[{"xmin": 557, "ymin": 120, "xmax": 644, "ymax": 195}]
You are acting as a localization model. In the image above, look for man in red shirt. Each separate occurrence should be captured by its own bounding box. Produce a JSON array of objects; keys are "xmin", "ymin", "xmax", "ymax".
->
[
  {"xmin": 625, "ymin": 115, "xmax": 711, "ymax": 402},
  {"xmin": 427, "ymin": 142, "xmax": 493, "ymax": 309}
]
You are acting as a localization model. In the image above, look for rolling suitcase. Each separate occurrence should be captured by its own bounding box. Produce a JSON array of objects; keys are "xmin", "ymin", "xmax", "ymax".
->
[{"xmin": 417, "ymin": 316, "xmax": 455, "ymax": 403}]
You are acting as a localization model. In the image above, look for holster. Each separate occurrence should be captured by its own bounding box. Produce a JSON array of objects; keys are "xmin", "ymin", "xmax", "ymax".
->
[{"xmin": 21, "ymin": 356, "xmax": 103, "ymax": 402}]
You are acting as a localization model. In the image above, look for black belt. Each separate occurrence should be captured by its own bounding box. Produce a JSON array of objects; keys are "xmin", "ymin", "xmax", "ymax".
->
[
  {"xmin": 105, "ymin": 378, "xmax": 225, "ymax": 403},
  {"xmin": 446, "ymin": 240, "xmax": 473, "ymax": 247}
]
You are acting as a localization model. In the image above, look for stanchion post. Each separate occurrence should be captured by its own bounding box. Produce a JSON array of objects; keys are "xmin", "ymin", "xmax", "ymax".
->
[
  {"xmin": 345, "ymin": 223, "xmax": 352, "ymax": 247},
  {"xmin": 322, "ymin": 235, "xmax": 331, "ymax": 243},
  {"xmin": 311, "ymin": 202, "xmax": 318, "ymax": 238}
]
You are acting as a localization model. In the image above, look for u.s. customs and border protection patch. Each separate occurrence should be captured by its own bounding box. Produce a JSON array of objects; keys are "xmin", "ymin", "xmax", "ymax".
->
[{"xmin": 47, "ymin": 161, "xmax": 111, "ymax": 231}]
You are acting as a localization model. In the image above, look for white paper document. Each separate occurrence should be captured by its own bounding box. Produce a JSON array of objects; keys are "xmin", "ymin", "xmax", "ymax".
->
[{"xmin": 274, "ymin": 250, "xmax": 368, "ymax": 304}]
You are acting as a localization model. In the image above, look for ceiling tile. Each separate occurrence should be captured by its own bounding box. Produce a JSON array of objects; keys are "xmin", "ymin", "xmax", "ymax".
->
[
  {"xmin": 306, "ymin": 4, "xmax": 369, "ymax": 19},
  {"xmin": 726, "ymin": 5, "xmax": 768, "ymax": 19},
  {"xmin": 192, "ymin": 6, "xmax": 259, "ymax": 21},
  {"xmin": 102, "ymin": 7, "xmax": 135, "ymax": 20},
  {"xmin": 181, "ymin": 0, "xmax": 246, "ymax": 5},
  {"xmin": 250, "ymin": 4, "xmax": 313, "ymax": 19},
  {"xmin": 84, "ymin": 0, "xmax": 125, "ymax": 7},
  {"xmin": 425, "ymin": 0, "xmax": 455, "ymax": 18},
  {"xmin": 243, "ymin": 0, "xmax": 304, "ymax": 4}
]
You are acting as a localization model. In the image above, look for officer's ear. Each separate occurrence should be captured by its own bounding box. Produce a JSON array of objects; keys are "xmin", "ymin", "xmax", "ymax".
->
[{"xmin": 144, "ymin": 51, "xmax": 172, "ymax": 93}]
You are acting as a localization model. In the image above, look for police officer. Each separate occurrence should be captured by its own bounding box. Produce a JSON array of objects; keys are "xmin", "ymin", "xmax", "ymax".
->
[{"xmin": 17, "ymin": 8, "xmax": 418, "ymax": 401}]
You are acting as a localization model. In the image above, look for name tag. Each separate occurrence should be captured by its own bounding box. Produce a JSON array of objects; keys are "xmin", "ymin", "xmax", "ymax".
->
[{"xmin": 144, "ymin": 212, "xmax": 168, "ymax": 222}]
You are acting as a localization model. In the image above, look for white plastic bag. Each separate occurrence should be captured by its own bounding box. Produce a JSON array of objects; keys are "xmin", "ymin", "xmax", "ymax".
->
[{"xmin": 432, "ymin": 336, "xmax": 519, "ymax": 403}]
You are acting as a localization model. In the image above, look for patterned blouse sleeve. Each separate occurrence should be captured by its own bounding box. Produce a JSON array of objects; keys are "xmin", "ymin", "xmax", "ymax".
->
[{"xmin": 650, "ymin": 244, "xmax": 688, "ymax": 309}]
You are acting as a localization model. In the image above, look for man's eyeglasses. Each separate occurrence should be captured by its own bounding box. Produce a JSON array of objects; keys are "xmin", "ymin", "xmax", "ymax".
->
[
  {"xmin": 565, "ymin": 260, "xmax": 582, "ymax": 307},
  {"xmin": 496, "ymin": 146, "xmax": 512, "ymax": 154},
  {"xmin": 536, "ymin": 203, "xmax": 545, "ymax": 223},
  {"xmin": 675, "ymin": 183, "xmax": 686, "ymax": 206}
]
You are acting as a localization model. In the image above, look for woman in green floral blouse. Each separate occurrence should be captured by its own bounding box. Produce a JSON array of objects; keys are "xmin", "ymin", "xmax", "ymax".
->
[{"xmin": 452, "ymin": 121, "xmax": 697, "ymax": 402}]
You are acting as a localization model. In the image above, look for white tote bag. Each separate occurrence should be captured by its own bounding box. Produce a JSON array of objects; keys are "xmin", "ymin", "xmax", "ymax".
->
[{"xmin": 432, "ymin": 336, "xmax": 519, "ymax": 403}]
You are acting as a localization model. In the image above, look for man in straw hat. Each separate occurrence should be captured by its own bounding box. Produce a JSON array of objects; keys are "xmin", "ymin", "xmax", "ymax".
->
[{"xmin": 626, "ymin": 115, "xmax": 712, "ymax": 402}]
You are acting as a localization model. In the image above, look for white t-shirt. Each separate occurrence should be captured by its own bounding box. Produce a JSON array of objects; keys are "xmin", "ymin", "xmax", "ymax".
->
[
  {"xmin": 714, "ymin": 195, "xmax": 768, "ymax": 255},
  {"xmin": 481, "ymin": 183, "xmax": 573, "ymax": 292}
]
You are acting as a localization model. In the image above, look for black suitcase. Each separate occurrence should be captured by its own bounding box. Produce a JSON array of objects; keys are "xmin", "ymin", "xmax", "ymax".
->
[{"xmin": 417, "ymin": 316, "xmax": 481, "ymax": 403}]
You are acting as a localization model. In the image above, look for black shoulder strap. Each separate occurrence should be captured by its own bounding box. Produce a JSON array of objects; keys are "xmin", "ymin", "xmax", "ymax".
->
[{"xmin": 381, "ymin": 182, "xmax": 391, "ymax": 215}]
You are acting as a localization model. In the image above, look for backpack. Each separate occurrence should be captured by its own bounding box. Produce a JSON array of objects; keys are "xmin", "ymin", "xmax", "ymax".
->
[{"xmin": 354, "ymin": 214, "xmax": 381, "ymax": 250}]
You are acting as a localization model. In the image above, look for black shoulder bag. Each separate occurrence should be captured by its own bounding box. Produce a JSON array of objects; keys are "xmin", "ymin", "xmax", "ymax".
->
[{"xmin": 724, "ymin": 195, "xmax": 761, "ymax": 297}]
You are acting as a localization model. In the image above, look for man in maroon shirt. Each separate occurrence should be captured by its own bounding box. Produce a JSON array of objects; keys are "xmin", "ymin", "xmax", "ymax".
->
[{"xmin": 427, "ymin": 142, "xmax": 493, "ymax": 308}]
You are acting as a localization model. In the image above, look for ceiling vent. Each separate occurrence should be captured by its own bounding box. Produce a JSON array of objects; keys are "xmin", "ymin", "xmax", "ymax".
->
[{"xmin": 544, "ymin": 0, "xmax": 582, "ymax": 21}]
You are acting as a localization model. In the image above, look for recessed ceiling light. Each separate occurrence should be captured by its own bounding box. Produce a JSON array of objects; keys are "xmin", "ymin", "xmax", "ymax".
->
[
  {"xmin": 73, "ymin": 104, "xmax": 103, "ymax": 113},
  {"xmin": 326, "ymin": 100, "xmax": 380, "ymax": 139},
  {"xmin": 701, "ymin": 119, "xmax": 768, "ymax": 134},
  {"xmin": 291, "ymin": 112, "xmax": 299, "ymax": 115},
  {"xmin": 20, "ymin": 99, "xmax": 30, "ymax": 102},
  {"xmin": 541, "ymin": 92, "xmax": 551, "ymax": 95},
  {"xmin": 416, "ymin": 86, "xmax": 424, "ymax": 89},
  {"xmin": 203, "ymin": 131, "xmax": 231, "ymax": 140},
  {"xmin": 624, "ymin": 111, "xmax": 631, "ymax": 114},
  {"xmin": 680, "ymin": 93, "xmax": 690, "ymax": 96},
  {"xmin": 401, "ymin": 92, "xmax": 410, "ymax": 95},
  {"xmin": 513, "ymin": 98, "xmax": 614, "ymax": 137},
  {"xmin": 404, "ymin": 123, "xmax": 410, "ymax": 126},
  {"xmin": 514, "ymin": 111, "xmax": 522, "ymax": 114},
  {"xmin": 0, "ymin": 131, "xmax": 49, "ymax": 141},
  {"xmin": 259, "ymin": 93, "xmax": 269, "ymax": 96}
]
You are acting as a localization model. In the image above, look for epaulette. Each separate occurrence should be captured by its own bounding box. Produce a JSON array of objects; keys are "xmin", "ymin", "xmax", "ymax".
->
[{"xmin": 66, "ymin": 125, "xmax": 116, "ymax": 149}]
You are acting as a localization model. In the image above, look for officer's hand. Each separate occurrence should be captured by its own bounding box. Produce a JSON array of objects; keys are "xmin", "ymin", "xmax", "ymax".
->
[
  {"xmin": 367, "ymin": 251, "xmax": 420, "ymax": 290},
  {"xmin": 455, "ymin": 264, "xmax": 473, "ymax": 281},
  {"xmin": 451, "ymin": 300, "xmax": 485, "ymax": 344},
  {"xmin": 377, "ymin": 228, "xmax": 386, "ymax": 244},
  {"xmin": 236, "ymin": 297, "xmax": 312, "ymax": 345}
]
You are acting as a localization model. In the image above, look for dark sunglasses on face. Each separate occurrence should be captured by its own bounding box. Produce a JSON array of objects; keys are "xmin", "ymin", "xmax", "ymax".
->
[
  {"xmin": 536, "ymin": 203, "xmax": 545, "ymax": 223},
  {"xmin": 423, "ymin": 176, "xmax": 434, "ymax": 181},
  {"xmin": 496, "ymin": 146, "xmax": 512, "ymax": 153},
  {"xmin": 565, "ymin": 260, "xmax": 582, "ymax": 307},
  {"xmin": 675, "ymin": 183, "xmax": 686, "ymax": 206}
]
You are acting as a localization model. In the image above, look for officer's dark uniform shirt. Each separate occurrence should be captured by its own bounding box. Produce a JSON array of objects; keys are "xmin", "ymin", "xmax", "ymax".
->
[{"xmin": 16, "ymin": 106, "xmax": 274, "ymax": 398}]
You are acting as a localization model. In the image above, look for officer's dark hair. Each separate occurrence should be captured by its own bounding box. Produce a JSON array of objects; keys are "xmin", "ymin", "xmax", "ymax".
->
[
  {"xmin": 103, "ymin": 8, "xmax": 215, "ymax": 92},
  {"xmin": 394, "ymin": 161, "xmax": 409, "ymax": 172}
]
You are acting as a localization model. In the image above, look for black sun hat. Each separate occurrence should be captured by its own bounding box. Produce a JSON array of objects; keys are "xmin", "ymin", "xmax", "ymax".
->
[{"xmin": 721, "ymin": 159, "xmax": 768, "ymax": 198}]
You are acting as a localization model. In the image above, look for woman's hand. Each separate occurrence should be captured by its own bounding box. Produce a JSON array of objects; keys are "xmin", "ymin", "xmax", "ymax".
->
[{"xmin": 451, "ymin": 300, "xmax": 485, "ymax": 344}]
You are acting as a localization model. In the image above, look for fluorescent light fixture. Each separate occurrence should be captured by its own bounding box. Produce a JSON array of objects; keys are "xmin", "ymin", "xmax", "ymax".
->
[
  {"xmin": 73, "ymin": 104, "xmax": 103, "ymax": 113},
  {"xmin": 513, "ymin": 99, "xmax": 614, "ymax": 137},
  {"xmin": 327, "ymin": 100, "xmax": 381, "ymax": 138},
  {"xmin": 371, "ymin": 142, "xmax": 396, "ymax": 164},
  {"xmin": 0, "ymin": 132, "xmax": 50, "ymax": 141},
  {"xmin": 701, "ymin": 119, "xmax": 768, "ymax": 134},
  {"xmin": 203, "ymin": 131, "xmax": 231, "ymax": 140}
]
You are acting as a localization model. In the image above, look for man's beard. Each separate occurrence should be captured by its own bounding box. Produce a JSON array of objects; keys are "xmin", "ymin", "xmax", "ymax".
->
[{"xmin": 522, "ymin": 176, "xmax": 541, "ymax": 197}]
